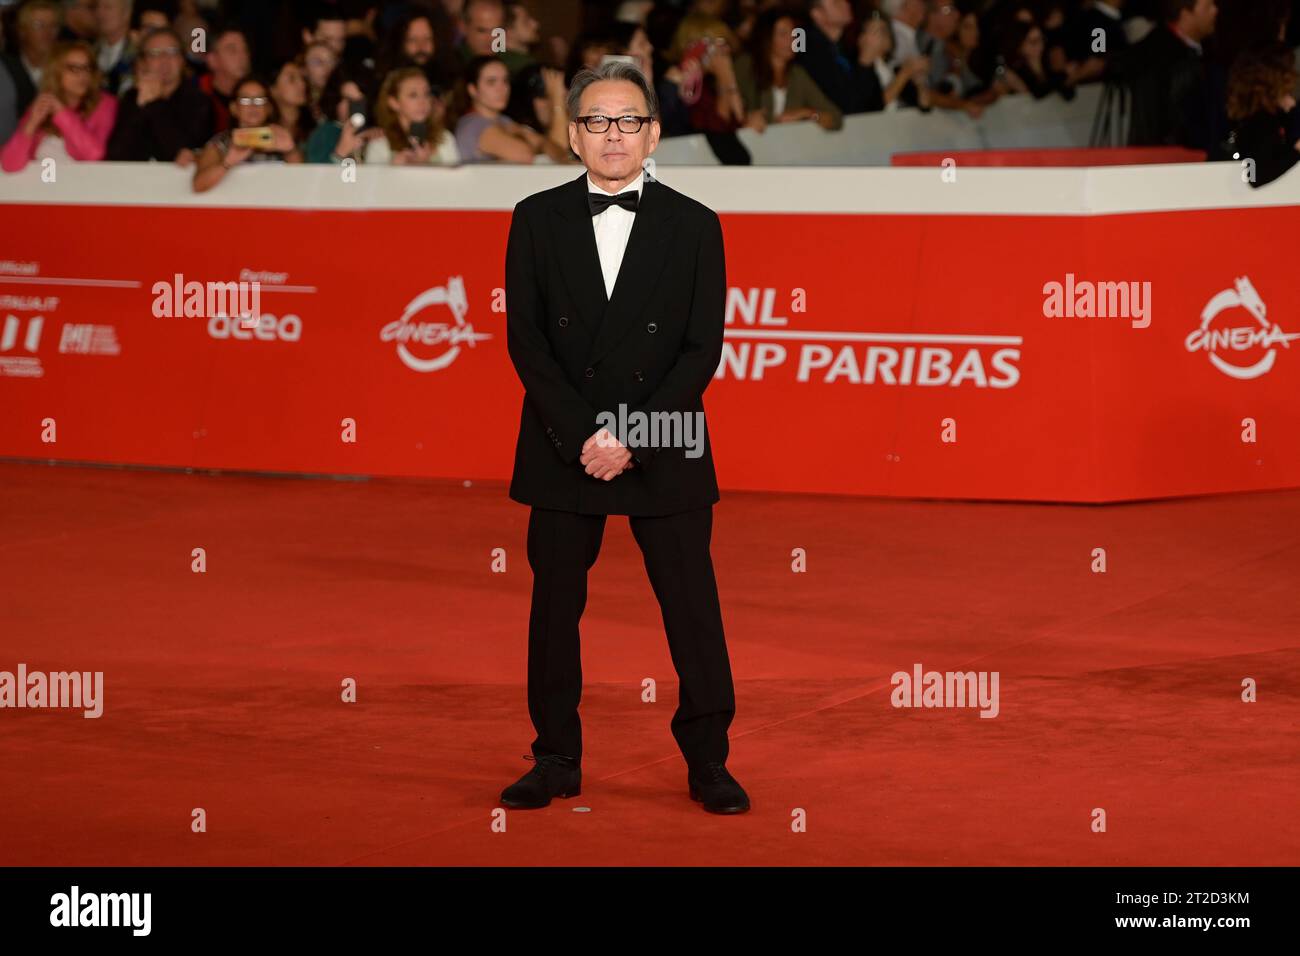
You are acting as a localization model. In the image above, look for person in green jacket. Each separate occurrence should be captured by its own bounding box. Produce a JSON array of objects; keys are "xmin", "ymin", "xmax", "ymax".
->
[
  {"xmin": 304, "ymin": 62, "xmax": 381, "ymax": 164},
  {"xmin": 733, "ymin": 7, "xmax": 843, "ymax": 133}
]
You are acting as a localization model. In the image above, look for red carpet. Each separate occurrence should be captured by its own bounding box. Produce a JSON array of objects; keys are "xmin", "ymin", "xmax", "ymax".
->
[{"xmin": 1, "ymin": 459, "xmax": 1296, "ymax": 866}]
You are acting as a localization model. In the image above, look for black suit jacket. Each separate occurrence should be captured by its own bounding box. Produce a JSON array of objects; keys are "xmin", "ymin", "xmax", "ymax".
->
[
  {"xmin": 1122, "ymin": 24, "xmax": 1213, "ymax": 152},
  {"xmin": 1, "ymin": 53, "xmax": 36, "ymax": 122},
  {"xmin": 505, "ymin": 171, "xmax": 726, "ymax": 517},
  {"xmin": 797, "ymin": 23, "xmax": 877, "ymax": 115},
  {"xmin": 106, "ymin": 82, "xmax": 214, "ymax": 161}
]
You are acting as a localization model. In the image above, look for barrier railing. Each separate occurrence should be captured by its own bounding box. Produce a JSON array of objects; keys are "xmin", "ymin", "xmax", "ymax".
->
[
  {"xmin": 651, "ymin": 83, "xmax": 1103, "ymax": 166},
  {"xmin": 3, "ymin": 161, "xmax": 1298, "ymax": 502}
]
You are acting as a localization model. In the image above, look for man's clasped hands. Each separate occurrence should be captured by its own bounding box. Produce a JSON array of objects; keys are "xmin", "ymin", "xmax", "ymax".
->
[{"xmin": 580, "ymin": 428, "xmax": 634, "ymax": 481}]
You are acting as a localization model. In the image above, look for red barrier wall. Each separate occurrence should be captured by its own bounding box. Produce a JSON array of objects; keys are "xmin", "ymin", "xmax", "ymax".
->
[{"xmin": 3, "ymin": 197, "xmax": 1299, "ymax": 502}]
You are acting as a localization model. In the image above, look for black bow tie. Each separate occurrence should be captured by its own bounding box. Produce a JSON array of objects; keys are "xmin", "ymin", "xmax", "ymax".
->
[{"xmin": 589, "ymin": 190, "xmax": 639, "ymax": 216}]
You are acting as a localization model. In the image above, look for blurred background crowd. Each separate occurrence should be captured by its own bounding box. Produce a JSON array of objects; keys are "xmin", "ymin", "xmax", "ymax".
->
[{"xmin": 1, "ymin": 0, "xmax": 1297, "ymax": 183}]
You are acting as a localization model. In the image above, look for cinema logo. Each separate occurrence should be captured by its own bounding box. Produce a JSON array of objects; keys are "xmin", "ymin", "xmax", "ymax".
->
[
  {"xmin": 891, "ymin": 663, "xmax": 999, "ymax": 718},
  {"xmin": 382, "ymin": 276, "xmax": 491, "ymax": 373},
  {"xmin": 594, "ymin": 404, "xmax": 705, "ymax": 458},
  {"xmin": 0, "ymin": 663, "xmax": 104, "ymax": 718},
  {"xmin": 1187, "ymin": 276, "xmax": 1299, "ymax": 380},
  {"xmin": 50, "ymin": 886, "xmax": 150, "ymax": 936},
  {"xmin": 716, "ymin": 287, "xmax": 1021, "ymax": 387},
  {"xmin": 1042, "ymin": 273, "xmax": 1151, "ymax": 328}
]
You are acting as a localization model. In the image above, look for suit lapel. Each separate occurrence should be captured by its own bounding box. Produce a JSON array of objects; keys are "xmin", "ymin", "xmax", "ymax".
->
[
  {"xmin": 549, "ymin": 170, "xmax": 676, "ymax": 367},
  {"xmin": 550, "ymin": 173, "xmax": 608, "ymax": 340}
]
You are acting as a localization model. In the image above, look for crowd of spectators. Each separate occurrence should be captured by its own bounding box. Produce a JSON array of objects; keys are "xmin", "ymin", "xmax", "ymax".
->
[{"xmin": 0, "ymin": 0, "xmax": 1296, "ymax": 183}]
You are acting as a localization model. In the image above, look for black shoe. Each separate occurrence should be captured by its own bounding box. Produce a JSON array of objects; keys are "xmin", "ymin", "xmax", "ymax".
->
[
  {"xmin": 687, "ymin": 761, "xmax": 750, "ymax": 814},
  {"xmin": 500, "ymin": 754, "xmax": 581, "ymax": 809}
]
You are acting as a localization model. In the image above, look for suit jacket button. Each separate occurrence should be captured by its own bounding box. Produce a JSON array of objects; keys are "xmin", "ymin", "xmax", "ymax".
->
[
  {"xmin": 585, "ymin": 367, "xmax": 595, "ymax": 378},
  {"xmin": 646, "ymin": 322, "xmax": 657, "ymax": 333},
  {"xmin": 558, "ymin": 316, "xmax": 568, "ymax": 327},
  {"xmin": 633, "ymin": 370, "xmax": 644, "ymax": 381}
]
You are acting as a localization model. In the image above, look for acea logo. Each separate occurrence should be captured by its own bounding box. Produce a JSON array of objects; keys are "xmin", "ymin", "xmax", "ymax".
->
[
  {"xmin": 380, "ymin": 276, "xmax": 491, "ymax": 372},
  {"xmin": 1187, "ymin": 276, "xmax": 1299, "ymax": 380}
]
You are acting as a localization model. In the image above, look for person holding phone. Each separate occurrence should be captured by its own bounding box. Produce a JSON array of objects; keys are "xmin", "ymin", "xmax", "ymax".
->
[
  {"xmin": 192, "ymin": 76, "xmax": 301, "ymax": 192},
  {"xmin": 856, "ymin": 15, "xmax": 930, "ymax": 113},
  {"xmin": 365, "ymin": 67, "xmax": 460, "ymax": 165},
  {"xmin": 305, "ymin": 62, "xmax": 383, "ymax": 164},
  {"xmin": 668, "ymin": 6, "xmax": 746, "ymax": 133}
]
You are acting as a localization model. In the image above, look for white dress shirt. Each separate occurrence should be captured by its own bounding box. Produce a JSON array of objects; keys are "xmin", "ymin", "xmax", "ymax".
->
[
  {"xmin": 588, "ymin": 170, "xmax": 644, "ymax": 299},
  {"xmin": 874, "ymin": 58, "xmax": 899, "ymax": 112},
  {"xmin": 98, "ymin": 36, "xmax": 128, "ymax": 74},
  {"xmin": 890, "ymin": 19, "xmax": 919, "ymax": 68},
  {"xmin": 20, "ymin": 55, "xmax": 42, "ymax": 88}
]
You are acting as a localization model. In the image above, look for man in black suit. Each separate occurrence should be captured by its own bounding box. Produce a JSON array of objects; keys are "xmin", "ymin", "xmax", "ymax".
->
[
  {"xmin": 0, "ymin": 53, "xmax": 37, "ymax": 146},
  {"xmin": 799, "ymin": 0, "xmax": 878, "ymax": 115},
  {"xmin": 499, "ymin": 59, "xmax": 748, "ymax": 814},
  {"xmin": 1123, "ymin": 0, "xmax": 1219, "ymax": 152},
  {"xmin": 106, "ymin": 28, "xmax": 214, "ymax": 163}
]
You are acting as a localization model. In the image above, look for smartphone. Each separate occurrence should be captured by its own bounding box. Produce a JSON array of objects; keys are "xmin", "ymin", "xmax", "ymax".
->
[
  {"xmin": 600, "ymin": 54, "xmax": 636, "ymax": 68},
  {"xmin": 409, "ymin": 120, "xmax": 428, "ymax": 144},
  {"xmin": 346, "ymin": 98, "xmax": 368, "ymax": 130},
  {"xmin": 232, "ymin": 126, "xmax": 274, "ymax": 149}
]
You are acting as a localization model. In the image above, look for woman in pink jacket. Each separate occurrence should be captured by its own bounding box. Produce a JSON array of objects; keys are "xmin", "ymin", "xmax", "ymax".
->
[{"xmin": 2, "ymin": 41, "xmax": 117, "ymax": 172}]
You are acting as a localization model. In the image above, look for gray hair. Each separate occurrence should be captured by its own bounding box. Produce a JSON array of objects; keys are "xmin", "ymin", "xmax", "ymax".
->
[{"xmin": 565, "ymin": 59, "xmax": 658, "ymax": 123}]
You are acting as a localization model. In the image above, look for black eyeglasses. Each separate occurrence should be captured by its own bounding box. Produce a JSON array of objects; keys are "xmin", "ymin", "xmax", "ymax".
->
[{"xmin": 576, "ymin": 114, "xmax": 653, "ymax": 133}]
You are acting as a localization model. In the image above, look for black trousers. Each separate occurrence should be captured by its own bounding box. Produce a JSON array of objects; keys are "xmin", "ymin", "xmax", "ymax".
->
[{"xmin": 524, "ymin": 505, "xmax": 736, "ymax": 771}]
